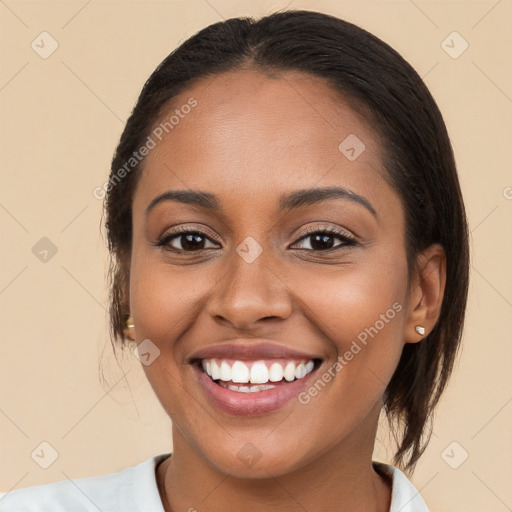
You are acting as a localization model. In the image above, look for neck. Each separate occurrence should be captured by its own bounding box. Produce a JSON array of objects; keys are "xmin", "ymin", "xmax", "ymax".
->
[{"xmin": 159, "ymin": 407, "xmax": 391, "ymax": 512}]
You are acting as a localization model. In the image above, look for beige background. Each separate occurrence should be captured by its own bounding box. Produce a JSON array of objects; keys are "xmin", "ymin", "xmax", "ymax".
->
[{"xmin": 1, "ymin": 1, "xmax": 511, "ymax": 510}]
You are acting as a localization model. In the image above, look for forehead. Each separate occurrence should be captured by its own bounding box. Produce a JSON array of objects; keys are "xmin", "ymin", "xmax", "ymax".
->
[{"xmin": 133, "ymin": 68, "xmax": 393, "ymax": 216}]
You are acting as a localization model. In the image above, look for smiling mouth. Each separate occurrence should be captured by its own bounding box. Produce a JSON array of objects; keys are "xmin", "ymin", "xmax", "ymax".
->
[{"xmin": 194, "ymin": 357, "xmax": 323, "ymax": 393}]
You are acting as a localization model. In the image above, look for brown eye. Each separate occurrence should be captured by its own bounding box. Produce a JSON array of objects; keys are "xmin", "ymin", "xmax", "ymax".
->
[
  {"xmin": 291, "ymin": 227, "xmax": 357, "ymax": 252},
  {"xmin": 156, "ymin": 230, "xmax": 219, "ymax": 252}
]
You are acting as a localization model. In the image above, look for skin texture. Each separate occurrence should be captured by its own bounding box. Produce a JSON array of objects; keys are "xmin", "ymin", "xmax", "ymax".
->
[{"xmin": 126, "ymin": 69, "xmax": 446, "ymax": 511}]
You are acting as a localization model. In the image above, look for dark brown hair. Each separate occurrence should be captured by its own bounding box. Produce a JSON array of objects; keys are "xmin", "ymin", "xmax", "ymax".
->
[{"xmin": 103, "ymin": 9, "xmax": 469, "ymax": 473}]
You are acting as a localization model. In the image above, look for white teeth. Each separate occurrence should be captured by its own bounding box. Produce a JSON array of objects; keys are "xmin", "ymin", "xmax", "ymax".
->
[
  {"xmin": 210, "ymin": 360, "xmax": 220, "ymax": 380},
  {"xmin": 219, "ymin": 361, "xmax": 231, "ymax": 381},
  {"xmin": 269, "ymin": 362, "xmax": 284, "ymax": 382},
  {"xmin": 283, "ymin": 362, "xmax": 296, "ymax": 382},
  {"xmin": 218, "ymin": 381, "xmax": 277, "ymax": 393},
  {"xmin": 250, "ymin": 361, "xmax": 269, "ymax": 384},
  {"xmin": 201, "ymin": 358, "xmax": 316, "ymax": 386},
  {"xmin": 231, "ymin": 361, "xmax": 250, "ymax": 383}
]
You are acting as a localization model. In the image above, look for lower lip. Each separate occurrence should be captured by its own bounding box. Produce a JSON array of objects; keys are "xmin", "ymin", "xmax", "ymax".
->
[{"xmin": 192, "ymin": 364, "xmax": 318, "ymax": 416}]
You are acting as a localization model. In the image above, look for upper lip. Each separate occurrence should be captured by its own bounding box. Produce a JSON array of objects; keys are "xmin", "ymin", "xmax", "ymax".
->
[{"xmin": 188, "ymin": 341, "xmax": 323, "ymax": 363}]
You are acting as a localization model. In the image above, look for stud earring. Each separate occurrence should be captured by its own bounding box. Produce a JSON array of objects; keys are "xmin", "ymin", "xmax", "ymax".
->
[
  {"xmin": 123, "ymin": 314, "xmax": 136, "ymax": 347},
  {"xmin": 415, "ymin": 325, "xmax": 426, "ymax": 336}
]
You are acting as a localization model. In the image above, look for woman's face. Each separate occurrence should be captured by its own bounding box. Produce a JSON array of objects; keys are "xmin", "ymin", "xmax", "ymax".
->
[{"xmin": 129, "ymin": 69, "xmax": 413, "ymax": 476}]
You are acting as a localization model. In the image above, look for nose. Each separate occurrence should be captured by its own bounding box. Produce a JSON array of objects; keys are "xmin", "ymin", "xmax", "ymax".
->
[{"xmin": 206, "ymin": 247, "xmax": 293, "ymax": 331}]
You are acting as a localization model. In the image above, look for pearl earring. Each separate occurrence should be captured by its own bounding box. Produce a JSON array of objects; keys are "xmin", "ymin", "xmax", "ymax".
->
[
  {"xmin": 123, "ymin": 315, "xmax": 136, "ymax": 347},
  {"xmin": 415, "ymin": 325, "xmax": 426, "ymax": 336}
]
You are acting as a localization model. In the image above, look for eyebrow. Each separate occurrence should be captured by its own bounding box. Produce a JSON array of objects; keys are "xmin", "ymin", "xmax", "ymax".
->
[{"xmin": 145, "ymin": 186, "xmax": 377, "ymax": 217}]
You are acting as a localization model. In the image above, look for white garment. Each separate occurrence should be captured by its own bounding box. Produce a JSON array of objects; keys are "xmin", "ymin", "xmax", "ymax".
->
[{"xmin": 0, "ymin": 453, "xmax": 429, "ymax": 511}]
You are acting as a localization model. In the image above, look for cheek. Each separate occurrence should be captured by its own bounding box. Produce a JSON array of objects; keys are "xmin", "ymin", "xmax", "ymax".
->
[
  {"xmin": 127, "ymin": 256, "xmax": 204, "ymax": 421},
  {"xmin": 297, "ymin": 259, "xmax": 408, "ymax": 403},
  {"xmin": 301, "ymin": 260, "xmax": 407, "ymax": 345},
  {"xmin": 129, "ymin": 248, "xmax": 209, "ymax": 345}
]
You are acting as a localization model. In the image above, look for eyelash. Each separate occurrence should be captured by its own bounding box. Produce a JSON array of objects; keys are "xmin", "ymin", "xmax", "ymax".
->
[{"xmin": 154, "ymin": 225, "xmax": 357, "ymax": 253}]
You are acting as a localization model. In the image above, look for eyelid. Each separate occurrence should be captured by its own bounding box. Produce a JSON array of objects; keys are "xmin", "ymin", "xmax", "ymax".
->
[
  {"xmin": 289, "ymin": 225, "xmax": 357, "ymax": 249},
  {"xmin": 159, "ymin": 224, "xmax": 222, "ymax": 244},
  {"xmin": 293, "ymin": 224, "xmax": 355, "ymax": 241}
]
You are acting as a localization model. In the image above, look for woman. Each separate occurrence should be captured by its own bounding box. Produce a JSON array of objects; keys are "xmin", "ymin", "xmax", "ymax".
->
[{"xmin": 0, "ymin": 9, "xmax": 469, "ymax": 512}]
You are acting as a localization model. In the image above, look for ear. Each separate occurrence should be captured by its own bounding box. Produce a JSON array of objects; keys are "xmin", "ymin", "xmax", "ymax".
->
[{"xmin": 405, "ymin": 243, "xmax": 446, "ymax": 343}]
